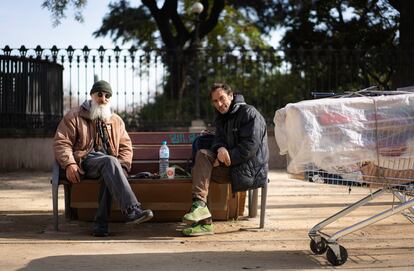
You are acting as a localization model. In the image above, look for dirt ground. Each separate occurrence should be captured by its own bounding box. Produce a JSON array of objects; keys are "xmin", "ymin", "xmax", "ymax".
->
[{"xmin": 1, "ymin": 170, "xmax": 414, "ymax": 271}]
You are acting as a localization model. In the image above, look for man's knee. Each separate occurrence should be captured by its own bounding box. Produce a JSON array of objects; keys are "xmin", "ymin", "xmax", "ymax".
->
[
  {"xmin": 102, "ymin": 155, "xmax": 121, "ymax": 167},
  {"xmin": 196, "ymin": 149, "xmax": 215, "ymax": 161},
  {"xmin": 199, "ymin": 149, "xmax": 210, "ymax": 155}
]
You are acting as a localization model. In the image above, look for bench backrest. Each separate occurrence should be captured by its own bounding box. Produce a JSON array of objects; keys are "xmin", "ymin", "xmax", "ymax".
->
[{"xmin": 129, "ymin": 132, "xmax": 200, "ymax": 174}]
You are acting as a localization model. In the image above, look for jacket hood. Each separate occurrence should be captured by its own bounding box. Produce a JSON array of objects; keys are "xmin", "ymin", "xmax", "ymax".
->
[
  {"xmin": 215, "ymin": 94, "xmax": 246, "ymax": 120},
  {"xmin": 81, "ymin": 100, "xmax": 92, "ymax": 112},
  {"xmin": 79, "ymin": 100, "xmax": 92, "ymax": 120},
  {"xmin": 229, "ymin": 94, "xmax": 246, "ymax": 114}
]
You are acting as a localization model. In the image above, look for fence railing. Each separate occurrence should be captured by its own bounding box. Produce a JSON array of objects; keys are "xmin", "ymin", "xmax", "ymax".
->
[
  {"xmin": 0, "ymin": 54, "xmax": 63, "ymax": 136},
  {"xmin": 0, "ymin": 45, "xmax": 399, "ymax": 134}
]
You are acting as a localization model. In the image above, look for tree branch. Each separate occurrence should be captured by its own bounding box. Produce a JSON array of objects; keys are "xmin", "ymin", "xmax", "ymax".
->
[
  {"xmin": 200, "ymin": 0, "xmax": 225, "ymax": 38},
  {"xmin": 142, "ymin": 0, "xmax": 175, "ymax": 48},
  {"xmin": 163, "ymin": 0, "xmax": 190, "ymax": 46}
]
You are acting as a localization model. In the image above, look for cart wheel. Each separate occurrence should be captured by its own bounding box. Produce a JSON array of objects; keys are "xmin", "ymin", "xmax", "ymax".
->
[
  {"xmin": 326, "ymin": 245, "xmax": 348, "ymax": 266},
  {"xmin": 310, "ymin": 239, "xmax": 327, "ymax": 255}
]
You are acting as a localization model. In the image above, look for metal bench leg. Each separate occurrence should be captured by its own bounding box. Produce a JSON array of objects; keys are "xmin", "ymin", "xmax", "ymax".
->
[
  {"xmin": 248, "ymin": 189, "xmax": 259, "ymax": 218},
  {"xmin": 52, "ymin": 160, "xmax": 60, "ymax": 231},
  {"xmin": 52, "ymin": 182, "xmax": 59, "ymax": 231},
  {"xmin": 64, "ymin": 184, "xmax": 76, "ymax": 219},
  {"xmin": 259, "ymin": 181, "xmax": 268, "ymax": 229}
]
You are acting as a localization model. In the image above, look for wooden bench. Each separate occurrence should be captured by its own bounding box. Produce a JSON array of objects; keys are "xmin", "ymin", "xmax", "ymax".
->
[{"xmin": 52, "ymin": 131, "xmax": 266, "ymax": 230}]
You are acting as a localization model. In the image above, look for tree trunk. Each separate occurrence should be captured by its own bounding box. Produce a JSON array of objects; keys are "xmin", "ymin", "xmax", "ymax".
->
[{"xmin": 164, "ymin": 48, "xmax": 189, "ymax": 120}]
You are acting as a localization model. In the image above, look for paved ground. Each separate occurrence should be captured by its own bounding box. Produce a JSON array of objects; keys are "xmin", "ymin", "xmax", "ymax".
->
[{"xmin": 0, "ymin": 170, "xmax": 413, "ymax": 270}]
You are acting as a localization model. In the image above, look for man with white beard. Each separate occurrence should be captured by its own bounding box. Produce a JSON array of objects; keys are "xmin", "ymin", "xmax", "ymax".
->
[{"xmin": 54, "ymin": 80, "xmax": 153, "ymax": 237}]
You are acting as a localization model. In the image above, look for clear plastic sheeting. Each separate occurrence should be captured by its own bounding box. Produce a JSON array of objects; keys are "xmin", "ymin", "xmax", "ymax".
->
[
  {"xmin": 275, "ymin": 91, "xmax": 414, "ymax": 266},
  {"xmin": 274, "ymin": 93, "xmax": 414, "ymax": 175}
]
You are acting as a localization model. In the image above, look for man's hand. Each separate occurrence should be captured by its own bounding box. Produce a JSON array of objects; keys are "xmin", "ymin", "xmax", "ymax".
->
[
  {"xmin": 217, "ymin": 147, "xmax": 231, "ymax": 166},
  {"xmin": 65, "ymin": 164, "xmax": 82, "ymax": 184}
]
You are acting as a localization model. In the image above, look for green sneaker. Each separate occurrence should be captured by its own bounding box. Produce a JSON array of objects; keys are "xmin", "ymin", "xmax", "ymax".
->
[
  {"xmin": 182, "ymin": 223, "xmax": 214, "ymax": 237},
  {"xmin": 182, "ymin": 201, "xmax": 212, "ymax": 224}
]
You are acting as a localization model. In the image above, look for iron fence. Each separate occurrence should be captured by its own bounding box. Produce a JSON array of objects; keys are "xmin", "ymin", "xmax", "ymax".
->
[
  {"xmin": 0, "ymin": 54, "xmax": 63, "ymax": 136},
  {"xmin": 0, "ymin": 45, "xmax": 399, "ymax": 134}
]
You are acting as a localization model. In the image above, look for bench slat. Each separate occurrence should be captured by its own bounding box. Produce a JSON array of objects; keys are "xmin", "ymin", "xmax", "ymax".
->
[
  {"xmin": 129, "ymin": 132, "xmax": 199, "ymax": 145},
  {"xmin": 132, "ymin": 145, "xmax": 192, "ymax": 160}
]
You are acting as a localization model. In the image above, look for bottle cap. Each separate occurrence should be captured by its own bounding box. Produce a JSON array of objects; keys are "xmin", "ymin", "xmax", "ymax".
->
[{"xmin": 162, "ymin": 140, "xmax": 167, "ymax": 145}]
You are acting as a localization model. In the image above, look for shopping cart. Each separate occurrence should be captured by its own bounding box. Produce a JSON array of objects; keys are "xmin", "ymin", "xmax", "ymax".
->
[
  {"xmin": 274, "ymin": 90, "xmax": 414, "ymax": 266},
  {"xmin": 305, "ymin": 165, "xmax": 414, "ymax": 266}
]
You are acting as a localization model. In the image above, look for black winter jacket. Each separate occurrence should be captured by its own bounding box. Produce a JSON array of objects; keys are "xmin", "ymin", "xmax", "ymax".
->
[{"xmin": 211, "ymin": 94, "xmax": 269, "ymax": 192}]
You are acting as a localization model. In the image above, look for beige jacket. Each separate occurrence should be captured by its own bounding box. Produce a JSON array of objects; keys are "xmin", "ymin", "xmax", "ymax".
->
[{"xmin": 53, "ymin": 100, "xmax": 133, "ymax": 171}]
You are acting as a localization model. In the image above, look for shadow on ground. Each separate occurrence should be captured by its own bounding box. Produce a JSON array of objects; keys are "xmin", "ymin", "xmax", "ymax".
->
[
  {"xmin": 0, "ymin": 211, "xmax": 193, "ymax": 240},
  {"xmin": 16, "ymin": 251, "xmax": 322, "ymax": 271},
  {"xmin": 0, "ymin": 211, "xmax": 267, "ymax": 241}
]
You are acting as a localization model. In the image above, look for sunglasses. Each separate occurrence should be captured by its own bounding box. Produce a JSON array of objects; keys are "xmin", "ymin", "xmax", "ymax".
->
[{"xmin": 97, "ymin": 92, "xmax": 111, "ymax": 99}]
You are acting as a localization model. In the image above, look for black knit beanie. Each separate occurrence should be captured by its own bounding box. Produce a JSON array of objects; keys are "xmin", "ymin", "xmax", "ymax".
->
[{"xmin": 90, "ymin": 80, "xmax": 112, "ymax": 95}]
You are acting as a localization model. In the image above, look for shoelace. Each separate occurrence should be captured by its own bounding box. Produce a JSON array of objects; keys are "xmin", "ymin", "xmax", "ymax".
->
[{"xmin": 190, "ymin": 203, "xmax": 199, "ymax": 212}]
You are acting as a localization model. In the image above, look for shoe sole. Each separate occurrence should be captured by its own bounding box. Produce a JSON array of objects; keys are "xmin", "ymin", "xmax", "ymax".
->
[
  {"xmin": 183, "ymin": 231, "xmax": 214, "ymax": 237},
  {"xmin": 126, "ymin": 212, "xmax": 154, "ymax": 225},
  {"xmin": 182, "ymin": 214, "xmax": 212, "ymax": 224}
]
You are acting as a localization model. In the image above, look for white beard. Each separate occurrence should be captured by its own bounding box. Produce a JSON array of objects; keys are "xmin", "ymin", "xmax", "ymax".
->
[{"xmin": 90, "ymin": 100, "xmax": 113, "ymax": 121}]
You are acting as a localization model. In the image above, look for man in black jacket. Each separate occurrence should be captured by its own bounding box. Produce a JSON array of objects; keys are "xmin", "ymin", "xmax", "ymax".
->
[{"xmin": 182, "ymin": 83, "xmax": 269, "ymax": 236}]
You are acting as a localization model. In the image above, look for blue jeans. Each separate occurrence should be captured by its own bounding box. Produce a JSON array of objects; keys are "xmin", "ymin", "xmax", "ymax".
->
[{"xmin": 82, "ymin": 151, "xmax": 138, "ymax": 226}]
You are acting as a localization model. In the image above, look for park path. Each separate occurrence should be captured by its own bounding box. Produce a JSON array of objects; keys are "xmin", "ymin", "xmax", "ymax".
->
[{"xmin": 0, "ymin": 170, "xmax": 413, "ymax": 270}]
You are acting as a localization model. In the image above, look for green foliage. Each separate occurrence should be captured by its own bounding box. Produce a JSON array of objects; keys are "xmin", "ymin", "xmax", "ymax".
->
[
  {"xmin": 42, "ymin": 0, "xmax": 87, "ymax": 26},
  {"xmin": 276, "ymin": 0, "xmax": 399, "ymax": 90},
  {"xmin": 118, "ymin": 92, "xmax": 199, "ymax": 130},
  {"xmin": 93, "ymin": 0, "xmax": 158, "ymax": 48},
  {"xmin": 91, "ymin": 1, "xmax": 274, "ymax": 51},
  {"xmin": 206, "ymin": 6, "xmax": 271, "ymax": 49},
  {"xmin": 279, "ymin": 0, "xmax": 399, "ymax": 50}
]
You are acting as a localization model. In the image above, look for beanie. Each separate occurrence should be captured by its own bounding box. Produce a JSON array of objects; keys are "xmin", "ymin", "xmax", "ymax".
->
[{"xmin": 90, "ymin": 80, "xmax": 112, "ymax": 95}]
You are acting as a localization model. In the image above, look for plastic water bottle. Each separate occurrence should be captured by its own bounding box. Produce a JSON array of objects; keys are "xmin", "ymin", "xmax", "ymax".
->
[{"xmin": 159, "ymin": 140, "xmax": 169, "ymax": 177}]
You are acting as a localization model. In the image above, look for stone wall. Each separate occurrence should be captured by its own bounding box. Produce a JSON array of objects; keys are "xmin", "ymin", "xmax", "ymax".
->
[
  {"xmin": 0, "ymin": 132, "xmax": 286, "ymax": 171},
  {"xmin": 0, "ymin": 138, "xmax": 54, "ymax": 171}
]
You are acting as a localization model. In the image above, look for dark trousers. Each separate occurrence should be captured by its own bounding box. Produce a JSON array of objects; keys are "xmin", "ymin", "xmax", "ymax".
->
[{"xmin": 82, "ymin": 151, "xmax": 138, "ymax": 225}]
